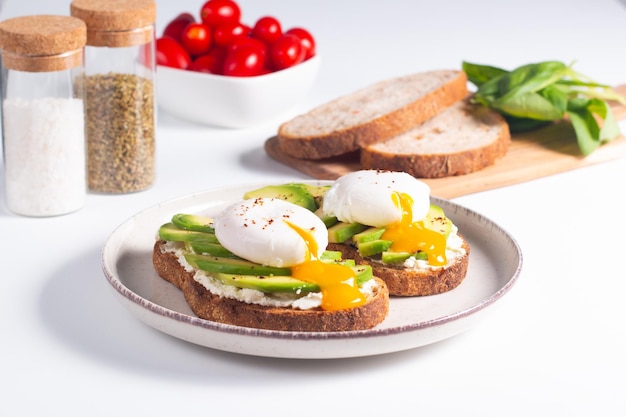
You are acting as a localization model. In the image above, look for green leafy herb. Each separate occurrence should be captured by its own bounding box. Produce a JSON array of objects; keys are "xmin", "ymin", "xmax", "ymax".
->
[{"xmin": 462, "ymin": 60, "xmax": 626, "ymax": 155}]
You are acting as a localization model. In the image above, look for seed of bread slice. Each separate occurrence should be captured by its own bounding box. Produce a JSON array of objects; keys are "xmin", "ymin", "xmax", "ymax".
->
[
  {"xmin": 277, "ymin": 69, "xmax": 468, "ymax": 160},
  {"xmin": 152, "ymin": 240, "xmax": 390, "ymax": 332},
  {"xmin": 360, "ymin": 99, "xmax": 511, "ymax": 178},
  {"xmin": 327, "ymin": 235, "xmax": 470, "ymax": 297}
]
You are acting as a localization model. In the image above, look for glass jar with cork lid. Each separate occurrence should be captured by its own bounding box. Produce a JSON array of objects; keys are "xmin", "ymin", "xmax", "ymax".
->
[
  {"xmin": 0, "ymin": 15, "xmax": 87, "ymax": 217},
  {"xmin": 70, "ymin": 0, "xmax": 156, "ymax": 194}
]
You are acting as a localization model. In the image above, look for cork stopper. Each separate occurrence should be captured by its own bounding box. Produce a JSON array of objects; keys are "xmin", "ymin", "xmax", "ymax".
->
[
  {"xmin": 0, "ymin": 15, "xmax": 86, "ymax": 72},
  {"xmin": 70, "ymin": 0, "xmax": 156, "ymax": 47}
]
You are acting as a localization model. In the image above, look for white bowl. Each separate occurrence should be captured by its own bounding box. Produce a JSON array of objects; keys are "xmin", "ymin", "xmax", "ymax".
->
[{"xmin": 156, "ymin": 55, "xmax": 320, "ymax": 128}]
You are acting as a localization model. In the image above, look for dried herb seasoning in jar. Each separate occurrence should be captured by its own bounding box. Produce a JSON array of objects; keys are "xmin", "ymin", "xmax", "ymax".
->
[
  {"xmin": 0, "ymin": 15, "xmax": 87, "ymax": 217},
  {"xmin": 71, "ymin": 0, "xmax": 157, "ymax": 193}
]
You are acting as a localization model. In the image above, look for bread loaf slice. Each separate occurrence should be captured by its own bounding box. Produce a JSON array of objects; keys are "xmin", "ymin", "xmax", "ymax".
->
[
  {"xmin": 277, "ymin": 69, "xmax": 468, "ymax": 159},
  {"xmin": 360, "ymin": 99, "xmax": 511, "ymax": 178},
  {"xmin": 152, "ymin": 240, "xmax": 390, "ymax": 332},
  {"xmin": 327, "ymin": 234, "xmax": 470, "ymax": 297}
]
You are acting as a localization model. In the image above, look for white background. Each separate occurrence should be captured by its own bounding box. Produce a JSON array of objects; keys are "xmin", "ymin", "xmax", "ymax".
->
[{"xmin": 1, "ymin": 0, "xmax": 625, "ymax": 416}]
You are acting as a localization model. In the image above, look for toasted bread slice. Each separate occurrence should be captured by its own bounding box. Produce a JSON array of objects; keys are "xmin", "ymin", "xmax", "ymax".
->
[
  {"xmin": 327, "ymin": 234, "xmax": 470, "ymax": 297},
  {"xmin": 152, "ymin": 240, "xmax": 389, "ymax": 332},
  {"xmin": 360, "ymin": 99, "xmax": 510, "ymax": 178},
  {"xmin": 276, "ymin": 69, "xmax": 468, "ymax": 160}
]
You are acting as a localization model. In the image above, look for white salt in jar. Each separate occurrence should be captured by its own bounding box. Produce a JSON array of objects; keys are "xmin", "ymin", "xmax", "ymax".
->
[{"xmin": 0, "ymin": 15, "xmax": 87, "ymax": 217}]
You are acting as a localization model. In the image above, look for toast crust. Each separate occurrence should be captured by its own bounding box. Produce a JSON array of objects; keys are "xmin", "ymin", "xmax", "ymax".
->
[
  {"xmin": 327, "ymin": 235, "xmax": 470, "ymax": 297},
  {"xmin": 277, "ymin": 70, "xmax": 468, "ymax": 160},
  {"xmin": 152, "ymin": 240, "xmax": 390, "ymax": 332}
]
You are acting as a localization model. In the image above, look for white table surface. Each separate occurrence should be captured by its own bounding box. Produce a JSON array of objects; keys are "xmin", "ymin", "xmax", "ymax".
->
[{"xmin": 2, "ymin": 0, "xmax": 625, "ymax": 415}]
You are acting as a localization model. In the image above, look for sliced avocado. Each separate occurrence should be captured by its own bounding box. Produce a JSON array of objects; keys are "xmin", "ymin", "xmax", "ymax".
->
[
  {"xmin": 381, "ymin": 251, "xmax": 412, "ymax": 265},
  {"xmin": 352, "ymin": 264, "xmax": 373, "ymax": 284},
  {"xmin": 171, "ymin": 213, "xmax": 214, "ymax": 233},
  {"xmin": 185, "ymin": 253, "xmax": 292, "ymax": 276},
  {"xmin": 188, "ymin": 241, "xmax": 239, "ymax": 258},
  {"xmin": 213, "ymin": 263, "xmax": 372, "ymax": 294},
  {"xmin": 353, "ymin": 226, "xmax": 386, "ymax": 244},
  {"xmin": 357, "ymin": 239, "xmax": 392, "ymax": 257},
  {"xmin": 339, "ymin": 258, "xmax": 356, "ymax": 267},
  {"xmin": 296, "ymin": 183, "xmax": 330, "ymax": 208},
  {"xmin": 381, "ymin": 251, "xmax": 427, "ymax": 264},
  {"xmin": 320, "ymin": 250, "xmax": 342, "ymax": 261},
  {"xmin": 414, "ymin": 251, "xmax": 428, "ymax": 261},
  {"xmin": 213, "ymin": 273, "xmax": 320, "ymax": 293},
  {"xmin": 328, "ymin": 221, "xmax": 368, "ymax": 243},
  {"xmin": 158, "ymin": 223, "xmax": 219, "ymax": 244},
  {"xmin": 243, "ymin": 183, "xmax": 317, "ymax": 211},
  {"xmin": 424, "ymin": 204, "xmax": 452, "ymax": 237},
  {"xmin": 314, "ymin": 207, "xmax": 338, "ymax": 228}
]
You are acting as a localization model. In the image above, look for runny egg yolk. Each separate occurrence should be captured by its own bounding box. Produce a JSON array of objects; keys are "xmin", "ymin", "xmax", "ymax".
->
[
  {"xmin": 285, "ymin": 221, "xmax": 366, "ymax": 311},
  {"xmin": 382, "ymin": 192, "xmax": 447, "ymax": 267}
]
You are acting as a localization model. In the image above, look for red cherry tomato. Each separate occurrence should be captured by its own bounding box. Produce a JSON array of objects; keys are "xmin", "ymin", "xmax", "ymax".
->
[
  {"xmin": 189, "ymin": 49, "xmax": 225, "ymax": 74},
  {"xmin": 285, "ymin": 27, "xmax": 316, "ymax": 60},
  {"xmin": 270, "ymin": 34, "xmax": 305, "ymax": 71},
  {"xmin": 228, "ymin": 37, "xmax": 268, "ymax": 64},
  {"xmin": 156, "ymin": 37, "xmax": 191, "ymax": 69},
  {"xmin": 251, "ymin": 16, "xmax": 282, "ymax": 45},
  {"xmin": 162, "ymin": 12, "xmax": 195, "ymax": 42},
  {"xmin": 200, "ymin": 0, "xmax": 241, "ymax": 27},
  {"xmin": 161, "ymin": 4, "xmax": 315, "ymax": 76},
  {"xmin": 223, "ymin": 43, "xmax": 266, "ymax": 77},
  {"xmin": 180, "ymin": 22, "xmax": 212, "ymax": 56},
  {"xmin": 213, "ymin": 21, "xmax": 250, "ymax": 47}
]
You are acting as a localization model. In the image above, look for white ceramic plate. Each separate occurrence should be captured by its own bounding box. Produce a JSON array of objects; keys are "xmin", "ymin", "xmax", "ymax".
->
[{"xmin": 102, "ymin": 181, "xmax": 523, "ymax": 359}]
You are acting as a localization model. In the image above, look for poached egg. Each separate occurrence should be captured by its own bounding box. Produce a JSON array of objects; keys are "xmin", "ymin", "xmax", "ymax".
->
[
  {"xmin": 213, "ymin": 197, "xmax": 365, "ymax": 310},
  {"xmin": 322, "ymin": 170, "xmax": 431, "ymax": 226},
  {"xmin": 214, "ymin": 197, "xmax": 328, "ymax": 267},
  {"xmin": 322, "ymin": 170, "xmax": 447, "ymax": 266}
]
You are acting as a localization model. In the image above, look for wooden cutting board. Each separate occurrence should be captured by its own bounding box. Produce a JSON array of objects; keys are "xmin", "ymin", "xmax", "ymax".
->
[{"xmin": 265, "ymin": 85, "xmax": 626, "ymax": 199}]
